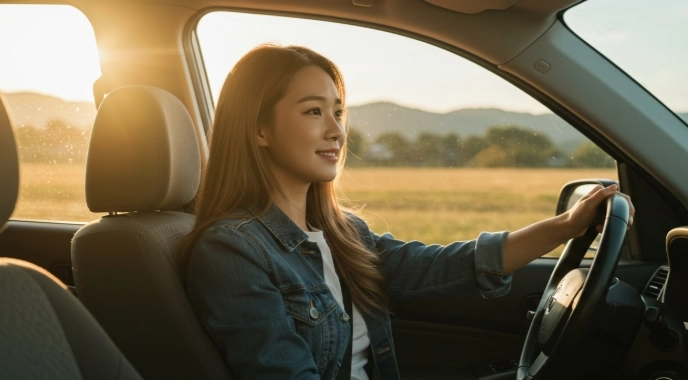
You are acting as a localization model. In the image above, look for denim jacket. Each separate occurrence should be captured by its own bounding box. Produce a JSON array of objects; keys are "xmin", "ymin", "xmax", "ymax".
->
[{"xmin": 186, "ymin": 205, "xmax": 511, "ymax": 379}]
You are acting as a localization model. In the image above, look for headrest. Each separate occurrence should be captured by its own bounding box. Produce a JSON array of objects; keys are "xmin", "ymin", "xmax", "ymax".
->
[
  {"xmin": 0, "ymin": 94, "xmax": 19, "ymax": 227},
  {"xmin": 86, "ymin": 86, "xmax": 201, "ymax": 212}
]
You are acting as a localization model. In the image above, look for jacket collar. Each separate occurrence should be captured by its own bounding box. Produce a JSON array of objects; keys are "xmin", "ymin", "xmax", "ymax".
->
[{"xmin": 256, "ymin": 203, "xmax": 309, "ymax": 252}]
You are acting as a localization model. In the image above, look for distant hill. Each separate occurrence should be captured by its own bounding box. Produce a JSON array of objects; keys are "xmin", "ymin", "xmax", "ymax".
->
[
  {"xmin": 348, "ymin": 102, "xmax": 586, "ymax": 149},
  {"xmin": 2, "ymin": 92, "xmax": 96, "ymax": 129},
  {"xmin": 349, "ymin": 101, "xmax": 688, "ymax": 152}
]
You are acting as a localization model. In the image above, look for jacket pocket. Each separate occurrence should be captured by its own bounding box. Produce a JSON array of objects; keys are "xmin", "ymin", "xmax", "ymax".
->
[
  {"xmin": 282, "ymin": 286, "xmax": 339, "ymax": 372},
  {"xmin": 283, "ymin": 286, "xmax": 338, "ymax": 325}
]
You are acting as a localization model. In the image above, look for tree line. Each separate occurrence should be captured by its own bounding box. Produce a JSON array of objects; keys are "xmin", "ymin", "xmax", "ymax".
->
[
  {"xmin": 13, "ymin": 119, "xmax": 614, "ymax": 168},
  {"xmin": 347, "ymin": 125, "xmax": 614, "ymax": 168}
]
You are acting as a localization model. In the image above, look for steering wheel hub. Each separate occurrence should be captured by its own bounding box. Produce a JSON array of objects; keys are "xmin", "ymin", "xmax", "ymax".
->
[{"xmin": 539, "ymin": 269, "xmax": 587, "ymax": 354}]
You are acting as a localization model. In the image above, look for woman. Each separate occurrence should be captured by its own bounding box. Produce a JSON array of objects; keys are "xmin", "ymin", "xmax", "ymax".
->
[{"xmin": 183, "ymin": 44, "xmax": 633, "ymax": 379}]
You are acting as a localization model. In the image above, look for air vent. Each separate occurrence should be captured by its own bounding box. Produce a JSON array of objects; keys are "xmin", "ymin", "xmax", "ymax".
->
[{"xmin": 643, "ymin": 266, "xmax": 669, "ymax": 300}]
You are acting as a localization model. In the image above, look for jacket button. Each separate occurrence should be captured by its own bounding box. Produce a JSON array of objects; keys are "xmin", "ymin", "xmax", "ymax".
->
[
  {"xmin": 340, "ymin": 312, "xmax": 350, "ymax": 322},
  {"xmin": 309, "ymin": 307, "xmax": 319, "ymax": 319}
]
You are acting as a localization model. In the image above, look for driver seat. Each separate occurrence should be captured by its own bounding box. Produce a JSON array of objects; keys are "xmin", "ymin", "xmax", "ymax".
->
[{"xmin": 71, "ymin": 85, "xmax": 233, "ymax": 379}]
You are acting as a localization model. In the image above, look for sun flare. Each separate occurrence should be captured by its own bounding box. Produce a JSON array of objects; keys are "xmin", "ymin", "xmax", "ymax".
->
[{"xmin": 0, "ymin": 4, "xmax": 101, "ymax": 103}]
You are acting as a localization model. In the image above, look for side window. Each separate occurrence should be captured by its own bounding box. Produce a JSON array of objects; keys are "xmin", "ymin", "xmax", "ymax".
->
[
  {"xmin": 0, "ymin": 5, "xmax": 102, "ymax": 222},
  {"xmin": 196, "ymin": 12, "xmax": 618, "ymax": 257}
]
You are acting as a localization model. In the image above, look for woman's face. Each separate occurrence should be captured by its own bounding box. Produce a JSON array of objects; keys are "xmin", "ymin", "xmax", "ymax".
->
[{"xmin": 258, "ymin": 65, "xmax": 344, "ymax": 189}]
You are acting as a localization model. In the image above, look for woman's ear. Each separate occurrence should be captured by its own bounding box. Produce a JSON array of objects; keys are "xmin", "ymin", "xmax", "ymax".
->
[{"xmin": 257, "ymin": 126, "xmax": 270, "ymax": 147}]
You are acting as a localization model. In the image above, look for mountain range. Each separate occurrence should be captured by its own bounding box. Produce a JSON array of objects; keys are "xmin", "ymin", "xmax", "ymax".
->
[
  {"xmin": 4, "ymin": 92, "xmax": 687, "ymax": 153},
  {"xmin": 349, "ymin": 102, "xmax": 586, "ymax": 149}
]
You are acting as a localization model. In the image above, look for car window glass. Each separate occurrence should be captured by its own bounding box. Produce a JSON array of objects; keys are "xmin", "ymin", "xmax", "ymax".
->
[
  {"xmin": 565, "ymin": 0, "xmax": 688, "ymax": 125},
  {"xmin": 0, "ymin": 4, "xmax": 103, "ymax": 222},
  {"xmin": 196, "ymin": 11, "xmax": 618, "ymax": 257}
]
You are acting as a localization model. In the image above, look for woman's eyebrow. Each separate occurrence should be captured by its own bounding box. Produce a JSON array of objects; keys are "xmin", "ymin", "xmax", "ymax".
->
[{"xmin": 295, "ymin": 95, "xmax": 342, "ymax": 105}]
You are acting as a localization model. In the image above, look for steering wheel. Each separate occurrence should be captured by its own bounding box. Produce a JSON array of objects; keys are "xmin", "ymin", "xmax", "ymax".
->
[{"xmin": 517, "ymin": 193, "xmax": 631, "ymax": 380}]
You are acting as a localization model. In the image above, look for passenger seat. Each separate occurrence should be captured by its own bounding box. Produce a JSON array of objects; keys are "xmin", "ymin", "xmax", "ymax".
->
[{"xmin": 71, "ymin": 85, "xmax": 233, "ymax": 379}]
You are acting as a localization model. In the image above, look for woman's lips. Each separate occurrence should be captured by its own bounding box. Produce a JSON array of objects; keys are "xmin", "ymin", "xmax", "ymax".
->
[{"xmin": 316, "ymin": 150, "xmax": 339, "ymax": 162}]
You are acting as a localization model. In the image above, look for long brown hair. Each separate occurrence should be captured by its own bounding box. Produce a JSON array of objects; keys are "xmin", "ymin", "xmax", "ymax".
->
[{"xmin": 181, "ymin": 44, "xmax": 387, "ymax": 316}]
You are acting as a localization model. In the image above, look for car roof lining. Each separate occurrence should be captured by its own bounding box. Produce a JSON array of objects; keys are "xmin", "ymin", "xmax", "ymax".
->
[{"xmin": 33, "ymin": 0, "xmax": 581, "ymax": 66}]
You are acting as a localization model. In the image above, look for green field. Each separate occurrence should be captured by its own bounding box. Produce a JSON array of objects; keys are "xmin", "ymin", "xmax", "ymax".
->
[{"xmin": 13, "ymin": 164, "xmax": 616, "ymax": 255}]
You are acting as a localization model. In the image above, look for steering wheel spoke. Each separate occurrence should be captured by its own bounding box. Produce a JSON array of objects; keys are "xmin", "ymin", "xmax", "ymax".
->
[{"xmin": 528, "ymin": 352, "xmax": 549, "ymax": 379}]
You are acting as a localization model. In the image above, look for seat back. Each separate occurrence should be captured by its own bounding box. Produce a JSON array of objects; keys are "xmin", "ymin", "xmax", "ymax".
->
[
  {"xmin": 0, "ymin": 94, "xmax": 141, "ymax": 380},
  {"xmin": 0, "ymin": 93, "xmax": 18, "ymax": 228},
  {"xmin": 71, "ymin": 85, "xmax": 232, "ymax": 379}
]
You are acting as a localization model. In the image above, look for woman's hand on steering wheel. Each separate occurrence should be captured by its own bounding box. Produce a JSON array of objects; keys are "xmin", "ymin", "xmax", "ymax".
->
[{"xmin": 563, "ymin": 184, "xmax": 635, "ymax": 238}]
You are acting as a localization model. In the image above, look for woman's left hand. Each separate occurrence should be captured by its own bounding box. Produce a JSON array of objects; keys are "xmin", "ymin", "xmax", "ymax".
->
[{"xmin": 564, "ymin": 184, "xmax": 635, "ymax": 239}]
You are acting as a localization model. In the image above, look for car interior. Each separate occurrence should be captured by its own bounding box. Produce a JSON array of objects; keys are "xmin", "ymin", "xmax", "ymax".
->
[{"xmin": 1, "ymin": 0, "xmax": 688, "ymax": 379}]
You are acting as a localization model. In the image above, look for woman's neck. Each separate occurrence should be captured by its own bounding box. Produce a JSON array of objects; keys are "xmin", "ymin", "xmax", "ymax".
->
[{"xmin": 272, "ymin": 184, "xmax": 310, "ymax": 232}]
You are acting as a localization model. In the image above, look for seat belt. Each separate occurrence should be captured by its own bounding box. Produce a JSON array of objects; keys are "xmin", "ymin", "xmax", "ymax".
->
[{"xmin": 335, "ymin": 279, "xmax": 353, "ymax": 380}]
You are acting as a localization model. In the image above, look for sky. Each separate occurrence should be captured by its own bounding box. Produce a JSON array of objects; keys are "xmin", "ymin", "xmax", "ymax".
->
[
  {"xmin": 196, "ymin": 12, "xmax": 551, "ymax": 114},
  {"xmin": 0, "ymin": 1, "xmax": 686, "ymax": 115}
]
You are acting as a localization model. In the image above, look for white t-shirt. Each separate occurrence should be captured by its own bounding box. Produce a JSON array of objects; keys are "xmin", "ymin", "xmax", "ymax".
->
[{"xmin": 305, "ymin": 230, "xmax": 370, "ymax": 380}]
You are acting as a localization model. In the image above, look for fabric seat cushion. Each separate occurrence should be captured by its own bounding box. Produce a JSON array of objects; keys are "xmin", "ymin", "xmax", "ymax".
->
[{"xmin": 0, "ymin": 258, "xmax": 141, "ymax": 380}]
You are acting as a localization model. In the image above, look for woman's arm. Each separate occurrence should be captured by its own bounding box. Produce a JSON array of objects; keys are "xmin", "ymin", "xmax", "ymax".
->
[
  {"xmin": 356, "ymin": 185, "xmax": 633, "ymax": 300},
  {"xmin": 186, "ymin": 224, "xmax": 319, "ymax": 379},
  {"xmin": 502, "ymin": 184, "xmax": 634, "ymax": 274},
  {"xmin": 369, "ymin": 229, "xmax": 511, "ymax": 300}
]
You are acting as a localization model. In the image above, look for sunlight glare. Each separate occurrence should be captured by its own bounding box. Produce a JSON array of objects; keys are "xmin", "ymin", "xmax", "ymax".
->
[{"xmin": 0, "ymin": 5, "xmax": 101, "ymax": 103}]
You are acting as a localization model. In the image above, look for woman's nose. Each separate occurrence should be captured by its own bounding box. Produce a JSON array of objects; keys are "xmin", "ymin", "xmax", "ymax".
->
[{"xmin": 326, "ymin": 116, "xmax": 344, "ymax": 141}]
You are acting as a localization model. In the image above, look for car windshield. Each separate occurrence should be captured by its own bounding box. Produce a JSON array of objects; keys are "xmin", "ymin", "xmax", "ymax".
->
[{"xmin": 564, "ymin": 0, "xmax": 688, "ymax": 125}]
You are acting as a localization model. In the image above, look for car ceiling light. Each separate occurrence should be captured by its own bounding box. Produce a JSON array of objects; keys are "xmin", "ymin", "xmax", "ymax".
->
[
  {"xmin": 425, "ymin": 0, "xmax": 518, "ymax": 14},
  {"xmin": 352, "ymin": 0, "xmax": 374, "ymax": 7}
]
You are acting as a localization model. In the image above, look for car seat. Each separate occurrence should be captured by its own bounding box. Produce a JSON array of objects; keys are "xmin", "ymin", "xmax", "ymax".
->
[
  {"xmin": 0, "ymin": 93, "xmax": 141, "ymax": 379},
  {"xmin": 71, "ymin": 85, "xmax": 233, "ymax": 379}
]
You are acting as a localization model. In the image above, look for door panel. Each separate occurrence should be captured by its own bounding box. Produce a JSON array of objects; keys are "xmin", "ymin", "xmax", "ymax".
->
[
  {"xmin": 0, "ymin": 220, "xmax": 80, "ymax": 287},
  {"xmin": 391, "ymin": 258, "xmax": 662, "ymax": 379},
  {"xmin": 394, "ymin": 319, "xmax": 523, "ymax": 379}
]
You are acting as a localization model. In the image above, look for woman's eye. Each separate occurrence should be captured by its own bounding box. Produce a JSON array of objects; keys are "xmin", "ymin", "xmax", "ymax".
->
[
  {"xmin": 306, "ymin": 108, "xmax": 322, "ymax": 116},
  {"xmin": 334, "ymin": 110, "xmax": 343, "ymax": 118}
]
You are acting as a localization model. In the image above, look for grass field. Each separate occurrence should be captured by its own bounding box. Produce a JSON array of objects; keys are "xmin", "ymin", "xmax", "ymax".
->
[
  {"xmin": 13, "ymin": 162, "xmax": 106, "ymax": 222},
  {"xmin": 13, "ymin": 163, "xmax": 616, "ymax": 255},
  {"xmin": 337, "ymin": 168, "xmax": 616, "ymax": 256}
]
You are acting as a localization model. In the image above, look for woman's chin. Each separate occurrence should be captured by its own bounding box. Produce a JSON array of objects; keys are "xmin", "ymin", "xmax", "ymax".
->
[{"xmin": 312, "ymin": 171, "xmax": 338, "ymax": 183}]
